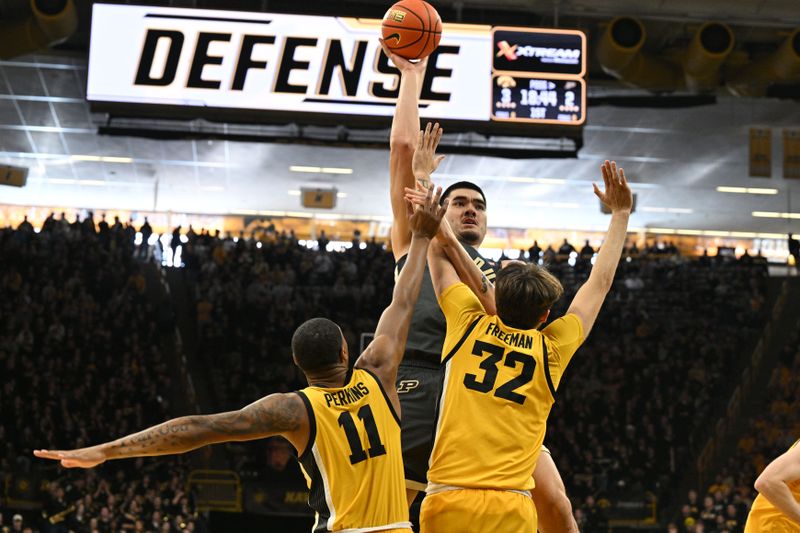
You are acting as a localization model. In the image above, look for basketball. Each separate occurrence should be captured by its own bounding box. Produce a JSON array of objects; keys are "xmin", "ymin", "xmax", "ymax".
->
[{"xmin": 381, "ymin": 0, "xmax": 442, "ymax": 60}]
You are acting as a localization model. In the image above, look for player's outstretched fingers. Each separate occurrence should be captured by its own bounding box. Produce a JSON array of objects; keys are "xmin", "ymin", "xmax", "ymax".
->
[
  {"xmin": 601, "ymin": 161, "xmax": 611, "ymax": 191},
  {"xmin": 431, "ymin": 185, "xmax": 443, "ymax": 208},
  {"xmin": 619, "ymin": 167, "xmax": 627, "ymax": 186},
  {"xmin": 438, "ymin": 198, "xmax": 449, "ymax": 218},
  {"xmin": 593, "ymin": 182, "xmax": 604, "ymax": 201}
]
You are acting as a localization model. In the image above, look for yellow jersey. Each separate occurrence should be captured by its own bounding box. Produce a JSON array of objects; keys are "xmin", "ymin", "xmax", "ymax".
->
[
  {"xmin": 427, "ymin": 283, "xmax": 583, "ymax": 492},
  {"xmin": 296, "ymin": 368, "xmax": 411, "ymax": 532},
  {"xmin": 745, "ymin": 439, "xmax": 800, "ymax": 533}
]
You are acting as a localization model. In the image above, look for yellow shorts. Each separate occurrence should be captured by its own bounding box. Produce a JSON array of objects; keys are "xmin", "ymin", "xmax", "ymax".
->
[{"xmin": 420, "ymin": 489, "xmax": 537, "ymax": 533}]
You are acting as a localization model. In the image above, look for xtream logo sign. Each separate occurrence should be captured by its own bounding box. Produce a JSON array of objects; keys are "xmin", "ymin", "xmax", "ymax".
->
[
  {"xmin": 87, "ymin": 4, "xmax": 494, "ymax": 121},
  {"xmin": 496, "ymin": 41, "xmax": 580, "ymax": 65}
]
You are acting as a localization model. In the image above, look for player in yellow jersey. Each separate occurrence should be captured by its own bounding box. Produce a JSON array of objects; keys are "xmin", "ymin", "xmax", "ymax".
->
[
  {"xmin": 745, "ymin": 439, "xmax": 800, "ymax": 532},
  {"xmin": 407, "ymin": 160, "xmax": 632, "ymax": 532},
  {"xmin": 33, "ymin": 183, "xmax": 448, "ymax": 533}
]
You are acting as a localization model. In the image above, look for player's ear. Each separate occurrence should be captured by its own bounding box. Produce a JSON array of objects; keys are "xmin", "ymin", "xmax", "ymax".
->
[
  {"xmin": 538, "ymin": 309, "xmax": 551, "ymax": 326},
  {"xmin": 339, "ymin": 332, "xmax": 348, "ymax": 365}
]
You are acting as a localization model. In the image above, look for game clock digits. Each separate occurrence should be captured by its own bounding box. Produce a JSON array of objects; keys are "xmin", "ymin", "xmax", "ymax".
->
[{"xmin": 492, "ymin": 75, "xmax": 585, "ymax": 124}]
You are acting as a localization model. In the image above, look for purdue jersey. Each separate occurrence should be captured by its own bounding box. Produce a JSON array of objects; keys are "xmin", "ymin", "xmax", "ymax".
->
[
  {"xmin": 297, "ymin": 368, "xmax": 411, "ymax": 532},
  {"xmin": 395, "ymin": 243, "xmax": 497, "ymax": 359},
  {"xmin": 427, "ymin": 283, "xmax": 583, "ymax": 492},
  {"xmin": 745, "ymin": 439, "xmax": 800, "ymax": 533}
]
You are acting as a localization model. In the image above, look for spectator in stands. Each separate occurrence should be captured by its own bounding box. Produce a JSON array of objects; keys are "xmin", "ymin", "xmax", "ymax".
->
[
  {"xmin": 317, "ymin": 230, "xmax": 329, "ymax": 252},
  {"xmin": 16, "ymin": 216, "xmax": 33, "ymax": 233},
  {"xmin": 558, "ymin": 237, "xmax": 576, "ymax": 257},
  {"xmin": 789, "ymin": 233, "xmax": 799, "ymax": 272},
  {"xmin": 528, "ymin": 240, "xmax": 542, "ymax": 263},
  {"xmin": 543, "ymin": 244, "xmax": 556, "ymax": 264},
  {"xmin": 579, "ymin": 239, "xmax": 595, "ymax": 259}
]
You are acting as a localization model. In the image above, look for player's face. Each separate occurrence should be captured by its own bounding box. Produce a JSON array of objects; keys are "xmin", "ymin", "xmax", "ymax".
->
[{"xmin": 444, "ymin": 189, "xmax": 487, "ymax": 246}]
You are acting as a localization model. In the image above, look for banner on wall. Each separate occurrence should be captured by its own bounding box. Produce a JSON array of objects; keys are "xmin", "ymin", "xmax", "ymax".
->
[{"xmin": 749, "ymin": 127, "xmax": 772, "ymax": 177}]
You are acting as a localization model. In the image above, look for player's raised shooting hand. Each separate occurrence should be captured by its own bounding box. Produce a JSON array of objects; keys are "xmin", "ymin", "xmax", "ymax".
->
[
  {"xmin": 412, "ymin": 122, "xmax": 445, "ymax": 188},
  {"xmin": 34, "ymin": 446, "xmax": 106, "ymax": 469},
  {"xmin": 379, "ymin": 38, "xmax": 428, "ymax": 75},
  {"xmin": 594, "ymin": 160, "xmax": 633, "ymax": 214},
  {"xmin": 408, "ymin": 185, "xmax": 448, "ymax": 240}
]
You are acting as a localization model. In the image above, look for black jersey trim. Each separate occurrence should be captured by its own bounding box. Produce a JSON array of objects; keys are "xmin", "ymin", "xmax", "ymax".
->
[
  {"xmin": 295, "ymin": 391, "xmax": 316, "ymax": 462},
  {"xmin": 361, "ymin": 368, "xmax": 401, "ymax": 426},
  {"xmin": 441, "ymin": 316, "xmax": 482, "ymax": 366},
  {"xmin": 542, "ymin": 338, "xmax": 557, "ymax": 400}
]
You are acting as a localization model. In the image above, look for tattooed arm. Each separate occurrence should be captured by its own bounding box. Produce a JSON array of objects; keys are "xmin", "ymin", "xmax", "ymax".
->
[
  {"xmin": 34, "ymin": 393, "xmax": 307, "ymax": 468},
  {"xmin": 435, "ymin": 218, "xmax": 497, "ymax": 315}
]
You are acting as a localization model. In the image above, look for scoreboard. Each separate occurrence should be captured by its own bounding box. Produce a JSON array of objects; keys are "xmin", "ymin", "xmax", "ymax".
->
[
  {"xmin": 490, "ymin": 27, "xmax": 585, "ymax": 125},
  {"xmin": 87, "ymin": 5, "xmax": 587, "ymax": 134}
]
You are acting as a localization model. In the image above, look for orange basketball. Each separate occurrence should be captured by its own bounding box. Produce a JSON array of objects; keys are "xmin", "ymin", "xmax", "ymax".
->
[{"xmin": 381, "ymin": 0, "xmax": 442, "ymax": 60}]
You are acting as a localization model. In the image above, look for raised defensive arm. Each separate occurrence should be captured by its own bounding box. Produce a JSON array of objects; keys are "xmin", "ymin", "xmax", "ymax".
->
[
  {"xmin": 34, "ymin": 393, "xmax": 306, "ymax": 468},
  {"xmin": 566, "ymin": 160, "xmax": 632, "ymax": 338}
]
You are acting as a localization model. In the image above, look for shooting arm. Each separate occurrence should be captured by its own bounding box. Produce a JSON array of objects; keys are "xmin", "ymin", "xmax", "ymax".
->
[
  {"xmin": 754, "ymin": 445, "xmax": 800, "ymax": 525},
  {"xmin": 389, "ymin": 70, "xmax": 423, "ymax": 259}
]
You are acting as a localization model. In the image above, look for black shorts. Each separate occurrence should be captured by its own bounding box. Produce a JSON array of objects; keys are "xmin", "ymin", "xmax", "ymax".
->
[{"xmin": 396, "ymin": 358, "xmax": 443, "ymax": 491}]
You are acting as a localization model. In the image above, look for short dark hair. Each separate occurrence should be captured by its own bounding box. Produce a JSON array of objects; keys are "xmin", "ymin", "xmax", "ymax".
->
[
  {"xmin": 495, "ymin": 262, "xmax": 563, "ymax": 329},
  {"xmin": 441, "ymin": 181, "xmax": 486, "ymax": 206},
  {"xmin": 291, "ymin": 318, "xmax": 342, "ymax": 372}
]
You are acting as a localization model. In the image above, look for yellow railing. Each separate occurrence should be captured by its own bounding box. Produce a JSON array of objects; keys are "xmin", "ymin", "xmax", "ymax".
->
[{"xmin": 187, "ymin": 470, "xmax": 242, "ymax": 513}]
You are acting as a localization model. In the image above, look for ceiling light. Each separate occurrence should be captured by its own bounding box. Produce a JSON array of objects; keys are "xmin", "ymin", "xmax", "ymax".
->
[
  {"xmin": 752, "ymin": 211, "xmax": 800, "ymax": 219},
  {"xmin": 676, "ymin": 229, "xmax": 704, "ymax": 235},
  {"xmin": 287, "ymin": 189, "xmax": 301, "ymax": 196},
  {"xmin": 321, "ymin": 167, "xmax": 353, "ymax": 174},
  {"xmin": 79, "ymin": 180, "xmax": 106, "ymax": 186},
  {"xmin": 45, "ymin": 178, "xmax": 77, "ymax": 185},
  {"xmin": 70, "ymin": 155, "xmax": 133, "ymax": 164},
  {"xmin": 729, "ymin": 232, "xmax": 758, "ymax": 238},
  {"xmin": 289, "ymin": 166, "xmax": 353, "ymax": 174},
  {"xmin": 717, "ymin": 186, "xmax": 778, "ymax": 195},
  {"xmin": 702, "ymin": 230, "xmax": 731, "ymax": 237},
  {"xmin": 231, "ymin": 209, "xmax": 258, "ymax": 215},
  {"xmin": 337, "ymin": 192, "xmax": 348, "ymax": 198},
  {"xmin": 647, "ymin": 228, "xmax": 676, "ymax": 234},
  {"xmin": 757, "ymin": 232, "xmax": 789, "ymax": 239}
]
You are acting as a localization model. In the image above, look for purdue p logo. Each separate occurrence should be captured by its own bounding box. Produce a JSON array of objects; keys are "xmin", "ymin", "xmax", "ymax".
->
[{"xmin": 397, "ymin": 380, "xmax": 420, "ymax": 394}]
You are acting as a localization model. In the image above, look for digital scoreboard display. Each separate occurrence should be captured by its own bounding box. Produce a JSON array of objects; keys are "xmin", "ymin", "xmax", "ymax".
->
[
  {"xmin": 87, "ymin": 6, "xmax": 588, "ymax": 132},
  {"xmin": 492, "ymin": 76, "xmax": 585, "ymax": 124}
]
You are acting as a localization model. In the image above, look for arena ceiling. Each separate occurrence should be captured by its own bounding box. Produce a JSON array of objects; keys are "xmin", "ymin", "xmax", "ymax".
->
[{"xmin": 1, "ymin": 1, "xmax": 799, "ymax": 238}]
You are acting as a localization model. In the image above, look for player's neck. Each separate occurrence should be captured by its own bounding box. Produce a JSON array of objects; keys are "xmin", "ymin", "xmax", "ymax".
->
[{"xmin": 305, "ymin": 365, "xmax": 349, "ymax": 388}]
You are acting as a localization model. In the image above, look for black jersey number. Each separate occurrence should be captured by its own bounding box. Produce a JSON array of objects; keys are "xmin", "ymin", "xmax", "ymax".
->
[
  {"xmin": 337, "ymin": 405, "xmax": 387, "ymax": 465},
  {"xmin": 463, "ymin": 340, "xmax": 536, "ymax": 405}
]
